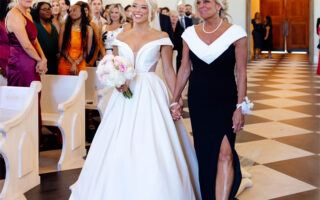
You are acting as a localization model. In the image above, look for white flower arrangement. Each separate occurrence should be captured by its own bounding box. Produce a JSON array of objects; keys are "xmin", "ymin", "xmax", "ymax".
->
[
  {"xmin": 236, "ymin": 96, "xmax": 254, "ymax": 115},
  {"xmin": 96, "ymin": 54, "xmax": 136, "ymax": 98}
]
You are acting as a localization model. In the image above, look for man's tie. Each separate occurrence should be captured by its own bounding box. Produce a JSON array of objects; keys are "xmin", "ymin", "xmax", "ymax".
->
[{"xmin": 180, "ymin": 17, "xmax": 185, "ymax": 29}]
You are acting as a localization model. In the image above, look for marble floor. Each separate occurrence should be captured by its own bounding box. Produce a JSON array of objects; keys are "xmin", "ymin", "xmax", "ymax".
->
[{"xmin": 20, "ymin": 54, "xmax": 320, "ymax": 199}]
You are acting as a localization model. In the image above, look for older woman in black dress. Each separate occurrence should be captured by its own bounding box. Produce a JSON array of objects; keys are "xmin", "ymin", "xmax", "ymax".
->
[{"xmin": 171, "ymin": 0, "xmax": 249, "ymax": 199}]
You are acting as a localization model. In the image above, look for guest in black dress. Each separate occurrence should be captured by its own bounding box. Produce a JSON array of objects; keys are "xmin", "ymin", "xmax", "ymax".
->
[
  {"xmin": 252, "ymin": 12, "xmax": 264, "ymax": 59},
  {"xmin": 263, "ymin": 16, "xmax": 273, "ymax": 59},
  {"xmin": 171, "ymin": 0, "xmax": 248, "ymax": 199},
  {"xmin": 169, "ymin": 10, "xmax": 184, "ymax": 71}
]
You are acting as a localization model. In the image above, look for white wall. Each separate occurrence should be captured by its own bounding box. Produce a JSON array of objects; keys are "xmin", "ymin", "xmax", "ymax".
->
[{"xmin": 228, "ymin": 0, "xmax": 247, "ymax": 30}]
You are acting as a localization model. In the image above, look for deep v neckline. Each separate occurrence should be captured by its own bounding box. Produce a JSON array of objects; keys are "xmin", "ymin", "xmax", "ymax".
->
[
  {"xmin": 193, "ymin": 24, "xmax": 234, "ymax": 47},
  {"xmin": 115, "ymin": 38, "xmax": 166, "ymax": 65}
]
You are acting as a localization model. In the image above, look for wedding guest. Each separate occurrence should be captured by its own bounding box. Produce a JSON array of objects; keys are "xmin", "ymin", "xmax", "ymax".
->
[
  {"xmin": 263, "ymin": 16, "xmax": 273, "ymax": 59},
  {"xmin": 81, "ymin": 1, "xmax": 99, "ymax": 66},
  {"xmin": 59, "ymin": 0, "xmax": 70, "ymax": 22},
  {"xmin": 177, "ymin": 3, "xmax": 193, "ymax": 30},
  {"xmin": 124, "ymin": 5, "xmax": 133, "ymax": 23},
  {"xmin": 58, "ymin": 1, "xmax": 93, "ymax": 75},
  {"xmin": 102, "ymin": 3, "xmax": 130, "ymax": 55},
  {"xmin": 103, "ymin": 4, "xmax": 111, "ymax": 19},
  {"xmin": 160, "ymin": 7, "xmax": 170, "ymax": 16},
  {"xmin": 185, "ymin": 4, "xmax": 200, "ymax": 25},
  {"xmin": 6, "ymin": 0, "xmax": 47, "ymax": 86},
  {"xmin": 31, "ymin": 1, "xmax": 59, "ymax": 74},
  {"xmin": 171, "ymin": 0, "xmax": 248, "ymax": 199},
  {"xmin": 52, "ymin": 0, "xmax": 62, "ymax": 32},
  {"xmin": 252, "ymin": 12, "xmax": 264, "ymax": 59},
  {"xmin": 91, "ymin": 0, "xmax": 106, "ymax": 31},
  {"xmin": 0, "ymin": 0, "xmax": 11, "ymax": 85},
  {"xmin": 170, "ymin": 10, "xmax": 184, "ymax": 70}
]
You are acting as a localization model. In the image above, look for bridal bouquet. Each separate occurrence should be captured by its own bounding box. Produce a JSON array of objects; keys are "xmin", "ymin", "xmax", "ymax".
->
[{"xmin": 96, "ymin": 54, "xmax": 136, "ymax": 98}]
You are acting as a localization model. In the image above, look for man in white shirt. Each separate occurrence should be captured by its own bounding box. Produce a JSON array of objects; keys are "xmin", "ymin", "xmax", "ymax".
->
[
  {"xmin": 90, "ymin": 0, "xmax": 107, "ymax": 30},
  {"xmin": 59, "ymin": 0, "xmax": 70, "ymax": 21}
]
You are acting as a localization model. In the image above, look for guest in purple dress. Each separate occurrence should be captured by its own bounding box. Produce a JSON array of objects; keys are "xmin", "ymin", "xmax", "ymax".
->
[
  {"xmin": 6, "ymin": 0, "xmax": 47, "ymax": 87},
  {"xmin": 0, "ymin": 0, "xmax": 10, "ymax": 82},
  {"xmin": 6, "ymin": 0, "xmax": 48, "ymax": 145}
]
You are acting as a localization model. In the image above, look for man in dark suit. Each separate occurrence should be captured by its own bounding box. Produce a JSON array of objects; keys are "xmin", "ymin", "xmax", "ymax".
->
[
  {"xmin": 175, "ymin": 4, "xmax": 193, "ymax": 72},
  {"xmin": 177, "ymin": 4, "xmax": 193, "ymax": 30},
  {"xmin": 185, "ymin": 4, "xmax": 201, "ymax": 25},
  {"xmin": 159, "ymin": 13, "xmax": 174, "ymax": 43}
]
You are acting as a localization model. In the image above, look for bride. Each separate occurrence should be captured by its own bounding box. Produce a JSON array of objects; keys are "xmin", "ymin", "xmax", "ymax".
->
[{"xmin": 69, "ymin": 0, "xmax": 201, "ymax": 199}]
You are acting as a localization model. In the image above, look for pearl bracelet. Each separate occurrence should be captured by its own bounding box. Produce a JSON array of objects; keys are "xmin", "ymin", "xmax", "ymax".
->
[{"xmin": 170, "ymin": 102, "xmax": 178, "ymax": 108}]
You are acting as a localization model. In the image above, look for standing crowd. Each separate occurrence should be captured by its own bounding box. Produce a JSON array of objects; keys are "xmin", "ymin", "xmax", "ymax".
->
[{"xmin": 0, "ymin": 0, "xmax": 203, "ymax": 81}]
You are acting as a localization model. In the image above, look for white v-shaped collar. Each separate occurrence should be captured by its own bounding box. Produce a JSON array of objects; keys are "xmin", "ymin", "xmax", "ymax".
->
[{"xmin": 182, "ymin": 24, "xmax": 247, "ymax": 64}]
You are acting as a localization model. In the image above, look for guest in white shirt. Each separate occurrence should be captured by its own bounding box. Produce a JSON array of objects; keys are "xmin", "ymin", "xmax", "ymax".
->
[
  {"xmin": 90, "ymin": 0, "xmax": 107, "ymax": 31},
  {"xmin": 59, "ymin": 0, "xmax": 70, "ymax": 22}
]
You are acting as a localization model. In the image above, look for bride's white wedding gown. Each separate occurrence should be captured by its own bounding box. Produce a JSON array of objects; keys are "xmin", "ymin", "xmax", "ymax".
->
[{"xmin": 69, "ymin": 37, "xmax": 201, "ymax": 200}]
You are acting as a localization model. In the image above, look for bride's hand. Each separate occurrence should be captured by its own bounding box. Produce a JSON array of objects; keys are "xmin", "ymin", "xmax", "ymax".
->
[
  {"xmin": 116, "ymin": 84, "xmax": 128, "ymax": 93},
  {"xmin": 170, "ymin": 103, "xmax": 183, "ymax": 121}
]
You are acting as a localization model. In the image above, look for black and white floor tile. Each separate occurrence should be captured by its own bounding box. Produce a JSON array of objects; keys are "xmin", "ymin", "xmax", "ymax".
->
[{"xmin": 23, "ymin": 54, "xmax": 320, "ymax": 200}]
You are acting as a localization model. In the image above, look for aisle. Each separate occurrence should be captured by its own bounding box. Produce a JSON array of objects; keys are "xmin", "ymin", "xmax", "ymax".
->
[
  {"xmin": 25, "ymin": 54, "xmax": 320, "ymax": 200},
  {"xmin": 235, "ymin": 54, "xmax": 320, "ymax": 200}
]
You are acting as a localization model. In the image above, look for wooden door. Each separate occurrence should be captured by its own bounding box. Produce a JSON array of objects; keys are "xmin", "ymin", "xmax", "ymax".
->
[
  {"xmin": 286, "ymin": 0, "xmax": 309, "ymax": 51},
  {"xmin": 260, "ymin": 0, "xmax": 285, "ymax": 50},
  {"xmin": 260, "ymin": 0, "xmax": 309, "ymax": 51}
]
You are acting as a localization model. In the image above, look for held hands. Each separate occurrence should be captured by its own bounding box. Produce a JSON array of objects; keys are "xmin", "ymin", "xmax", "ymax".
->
[
  {"xmin": 232, "ymin": 107, "xmax": 245, "ymax": 133},
  {"xmin": 36, "ymin": 59, "xmax": 47, "ymax": 75},
  {"xmin": 170, "ymin": 98, "xmax": 184, "ymax": 121}
]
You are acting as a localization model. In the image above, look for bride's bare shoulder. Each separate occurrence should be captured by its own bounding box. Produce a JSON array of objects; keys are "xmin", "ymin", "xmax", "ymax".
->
[
  {"xmin": 151, "ymin": 28, "xmax": 169, "ymax": 39},
  {"xmin": 116, "ymin": 29, "xmax": 134, "ymax": 41}
]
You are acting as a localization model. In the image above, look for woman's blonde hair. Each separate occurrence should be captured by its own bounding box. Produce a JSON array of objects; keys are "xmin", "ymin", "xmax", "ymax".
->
[
  {"xmin": 194, "ymin": 0, "xmax": 230, "ymax": 21},
  {"xmin": 169, "ymin": 10, "xmax": 178, "ymax": 17},
  {"xmin": 107, "ymin": 3, "xmax": 126, "ymax": 25}
]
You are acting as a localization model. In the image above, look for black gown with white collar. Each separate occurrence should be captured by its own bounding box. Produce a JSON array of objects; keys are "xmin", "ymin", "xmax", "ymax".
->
[{"xmin": 182, "ymin": 24, "xmax": 247, "ymax": 200}]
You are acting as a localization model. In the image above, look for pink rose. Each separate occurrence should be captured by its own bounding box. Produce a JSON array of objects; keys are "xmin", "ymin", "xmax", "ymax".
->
[{"xmin": 119, "ymin": 64, "xmax": 127, "ymax": 72}]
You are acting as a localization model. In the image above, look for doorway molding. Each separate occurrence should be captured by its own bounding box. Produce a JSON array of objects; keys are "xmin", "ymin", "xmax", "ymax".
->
[{"xmin": 246, "ymin": 0, "xmax": 315, "ymax": 63}]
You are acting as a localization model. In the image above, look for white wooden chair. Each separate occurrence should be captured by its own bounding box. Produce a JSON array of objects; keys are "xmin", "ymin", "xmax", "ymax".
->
[
  {"xmin": 41, "ymin": 71, "xmax": 88, "ymax": 171},
  {"xmin": 0, "ymin": 81, "xmax": 41, "ymax": 200},
  {"xmin": 85, "ymin": 67, "xmax": 113, "ymax": 119}
]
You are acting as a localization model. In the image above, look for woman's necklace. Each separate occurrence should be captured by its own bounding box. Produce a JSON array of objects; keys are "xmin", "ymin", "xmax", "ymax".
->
[{"xmin": 202, "ymin": 19, "xmax": 223, "ymax": 34}]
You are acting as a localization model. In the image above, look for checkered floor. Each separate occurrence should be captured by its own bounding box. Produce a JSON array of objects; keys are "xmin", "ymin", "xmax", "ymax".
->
[
  {"xmin": 25, "ymin": 54, "xmax": 320, "ymax": 200},
  {"xmin": 233, "ymin": 54, "xmax": 319, "ymax": 200}
]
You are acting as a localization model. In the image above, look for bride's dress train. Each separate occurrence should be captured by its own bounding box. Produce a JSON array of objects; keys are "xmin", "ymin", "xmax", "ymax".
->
[{"xmin": 69, "ymin": 37, "xmax": 201, "ymax": 200}]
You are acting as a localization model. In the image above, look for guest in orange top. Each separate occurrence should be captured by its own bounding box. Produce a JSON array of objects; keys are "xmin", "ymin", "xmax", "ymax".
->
[{"xmin": 58, "ymin": 1, "xmax": 93, "ymax": 75}]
